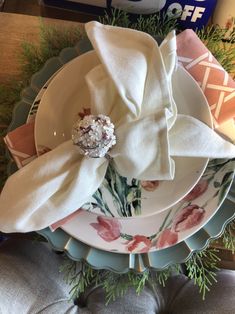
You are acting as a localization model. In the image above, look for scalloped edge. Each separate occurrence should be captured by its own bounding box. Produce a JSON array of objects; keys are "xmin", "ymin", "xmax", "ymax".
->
[{"xmin": 37, "ymin": 194, "xmax": 235, "ymax": 273}]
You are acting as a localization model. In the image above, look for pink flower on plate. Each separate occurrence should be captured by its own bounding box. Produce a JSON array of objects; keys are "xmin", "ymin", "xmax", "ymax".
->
[
  {"xmin": 126, "ymin": 235, "xmax": 152, "ymax": 253},
  {"xmin": 78, "ymin": 108, "xmax": 91, "ymax": 119},
  {"xmin": 141, "ymin": 180, "xmax": 159, "ymax": 192},
  {"xmin": 90, "ymin": 216, "xmax": 121, "ymax": 242},
  {"xmin": 172, "ymin": 204, "xmax": 205, "ymax": 233},
  {"xmin": 183, "ymin": 179, "xmax": 209, "ymax": 202},
  {"xmin": 156, "ymin": 229, "xmax": 178, "ymax": 249}
]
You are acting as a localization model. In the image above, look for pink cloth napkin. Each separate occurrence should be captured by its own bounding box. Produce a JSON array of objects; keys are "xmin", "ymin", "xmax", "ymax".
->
[
  {"xmin": 4, "ymin": 122, "xmax": 37, "ymax": 169},
  {"xmin": 4, "ymin": 29, "xmax": 235, "ymax": 229},
  {"xmin": 177, "ymin": 29, "xmax": 235, "ymax": 126}
]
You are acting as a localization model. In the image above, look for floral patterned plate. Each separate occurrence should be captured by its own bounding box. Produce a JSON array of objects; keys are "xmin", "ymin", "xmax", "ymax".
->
[
  {"xmin": 28, "ymin": 80, "xmax": 235, "ymax": 254},
  {"xmin": 20, "ymin": 40, "xmax": 234, "ymax": 255},
  {"xmin": 34, "ymin": 48, "xmax": 212, "ymax": 218},
  {"xmin": 60, "ymin": 158, "xmax": 234, "ymax": 253}
]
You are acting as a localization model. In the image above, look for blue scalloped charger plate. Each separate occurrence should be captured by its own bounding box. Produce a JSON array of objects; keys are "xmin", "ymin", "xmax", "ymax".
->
[{"xmin": 7, "ymin": 39, "xmax": 235, "ymax": 273}]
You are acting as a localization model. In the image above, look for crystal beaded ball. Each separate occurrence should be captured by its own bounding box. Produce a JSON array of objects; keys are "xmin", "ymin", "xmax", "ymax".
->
[{"xmin": 72, "ymin": 114, "xmax": 116, "ymax": 158}]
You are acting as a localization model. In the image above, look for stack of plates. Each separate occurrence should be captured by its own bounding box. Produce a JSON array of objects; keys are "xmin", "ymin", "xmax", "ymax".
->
[{"xmin": 9, "ymin": 39, "xmax": 235, "ymax": 272}]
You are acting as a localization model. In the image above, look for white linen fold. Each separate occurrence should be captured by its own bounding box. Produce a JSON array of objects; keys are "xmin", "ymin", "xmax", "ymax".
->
[
  {"xmin": 169, "ymin": 115, "xmax": 235, "ymax": 158},
  {"xmin": 0, "ymin": 141, "xmax": 107, "ymax": 232},
  {"xmin": 0, "ymin": 21, "xmax": 234, "ymax": 233},
  {"xmin": 110, "ymin": 110, "xmax": 174, "ymax": 180}
]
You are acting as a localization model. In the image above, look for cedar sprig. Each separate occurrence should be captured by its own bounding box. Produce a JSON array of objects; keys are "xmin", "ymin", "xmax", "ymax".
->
[
  {"xmin": 20, "ymin": 20, "xmax": 84, "ymax": 84},
  {"xmin": 59, "ymin": 250, "xmax": 220, "ymax": 305},
  {"xmin": 132, "ymin": 12, "xmax": 179, "ymax": 37},
  {"xmin": 100, "ymin": 8, "xmax": 179, "ymax": 37},
  {"xmin": 221, "ymin": 221, "xmax": 235, "ymax": 253},
  {"xmin": 155, "ymin": 264, "xmax": 181, "ymax": 287},
  {"xmin": 197, "ymin": 25, "xmax": 235, "ymax": 74},
  {"xmin": 59, "ymin": 259, "xmax": 99, "ymax": 300},
  {"xmin": 100, "ymin": 8, "xmax": 131, "ymax": 28},
  {"xmin": 185, "ymin": 248, "xmax": 221, "ymax": 300},
  {"xmin": 59, "ymin": 258, "xmax": 151, "ymax": 304}
]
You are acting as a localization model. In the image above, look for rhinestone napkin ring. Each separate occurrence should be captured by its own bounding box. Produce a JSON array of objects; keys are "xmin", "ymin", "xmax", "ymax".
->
[{"xmin": 72, "ymin": 114, "xmax": 116, "ymax": 158}]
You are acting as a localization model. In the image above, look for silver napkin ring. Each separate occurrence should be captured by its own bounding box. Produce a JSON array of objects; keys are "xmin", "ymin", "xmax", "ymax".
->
[{"xmin": 72, "ymin": 114, "xmax": 116, "ymax": 158}]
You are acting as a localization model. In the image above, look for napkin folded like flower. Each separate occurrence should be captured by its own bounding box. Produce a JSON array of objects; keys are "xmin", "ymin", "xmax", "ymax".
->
[{"xmin": 0, "ymin": 22, "xmax": 235, "ymax": 233}]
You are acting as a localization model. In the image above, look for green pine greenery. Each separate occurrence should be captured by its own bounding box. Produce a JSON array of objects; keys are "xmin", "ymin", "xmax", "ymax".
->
[
  {"xmin": 0, "ymin": 83, "xmax": 22, "ymax": 185},
  {"xmin": 220, "ymin": 220, "xmax": 235, "ymax": 254},
  {"xmin": 20, "ymin": 19, "xmax": 85, "ymax": 84},
  {"xmin": 0, "ymin": 21, "xmax": 85, "ymax": 189},
  {"xmin": 100, "ymin": 8, "xmax": 178, "ymax": 37},
  {"xmin": 0, "ymin": 9, "xmax": 234, "ymax": 304},
  {"xmin": 197, "ymin": 25, "xmax": 235, "ymax": 75},
  {"xmin": 59, "ymin": 248, "xmax": 220, "ymax": 304}
]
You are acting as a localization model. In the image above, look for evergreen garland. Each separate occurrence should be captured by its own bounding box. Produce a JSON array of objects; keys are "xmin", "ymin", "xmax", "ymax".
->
[{"xmin": 0, "ymin": 10, "xmax": 234, "ymax": 304}]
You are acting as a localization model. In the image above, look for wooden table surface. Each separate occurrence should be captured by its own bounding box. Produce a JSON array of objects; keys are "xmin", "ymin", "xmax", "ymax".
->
[{"xmin": 0, "ymin": 12, "xmax": 79, "ymax": 85}]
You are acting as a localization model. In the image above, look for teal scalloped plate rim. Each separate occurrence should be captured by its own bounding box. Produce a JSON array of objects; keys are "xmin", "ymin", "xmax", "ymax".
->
[{"xmin": 7, "ymin": 39, "xmax": 235, "ymax": 273}]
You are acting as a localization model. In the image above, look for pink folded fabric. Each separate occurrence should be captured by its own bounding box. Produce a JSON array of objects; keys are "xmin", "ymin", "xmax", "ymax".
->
[
  {"xmin": 4, "ymin": 122, "xmax": 37, "ymax": 169},
  {"xmin": 4, "ymin": 29, "xmax": 235, "ymax": 229},
  {"xmin": 177, "ymin": 29, "xmax": 235, "ymax": 126}
]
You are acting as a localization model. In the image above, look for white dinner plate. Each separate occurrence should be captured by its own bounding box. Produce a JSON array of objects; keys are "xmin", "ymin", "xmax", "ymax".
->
[{"xmin": 35, "ymin": 51, "xmax": 212, "ymax": 217}]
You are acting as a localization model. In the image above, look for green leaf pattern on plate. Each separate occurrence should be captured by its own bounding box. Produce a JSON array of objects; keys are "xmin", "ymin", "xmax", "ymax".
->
[
  {"xmin": 88, "ymin": 159, "xmax": 235, "ymax": 253},
  {"xmin": 83, "ymin": 162, "xmax": 141, "ymax": 217}
]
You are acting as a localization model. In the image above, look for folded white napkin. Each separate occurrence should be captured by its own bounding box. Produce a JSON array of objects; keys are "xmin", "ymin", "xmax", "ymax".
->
[{"xmin": 0, "ymin": 22, "xmax": 235, "ymax": 233}]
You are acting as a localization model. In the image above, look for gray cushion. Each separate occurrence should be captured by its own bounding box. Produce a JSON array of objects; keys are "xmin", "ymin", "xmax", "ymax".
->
[{"xmin": 0, "ymin": 239, "xmax": 234, "ymax": 314}]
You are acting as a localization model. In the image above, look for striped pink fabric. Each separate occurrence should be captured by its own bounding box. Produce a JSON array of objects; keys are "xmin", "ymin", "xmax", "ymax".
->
[
  {"xmin": 4, "ymin": 122, "xmax": 37, "ymax": 169},
  {"xmin": 177, "ymin": 29, "xmax": 235, "ymax": 126}
]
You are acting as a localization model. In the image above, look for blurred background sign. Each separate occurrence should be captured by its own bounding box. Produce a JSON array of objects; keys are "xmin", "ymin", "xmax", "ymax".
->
[
  {"xmin": 161, "ymin": 0, "xmax": 218, "ymax": 30},
  {"xmin": 40, "ymin": 0, "xmax": 218, "ymax": 29}
]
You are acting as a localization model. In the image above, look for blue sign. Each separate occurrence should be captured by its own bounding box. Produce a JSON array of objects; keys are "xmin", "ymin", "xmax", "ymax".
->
[
  {"xmin": 161, "ymin": 0, "xmax": 217, "ymax": 30},
  {"xmin": 43, "ymin": 0, "xmax": 217, "ymax": 30}
]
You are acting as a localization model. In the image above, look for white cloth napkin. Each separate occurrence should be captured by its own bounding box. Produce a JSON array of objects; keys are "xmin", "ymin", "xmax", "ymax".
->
[{"xmin": 0, "ymin": 22, "xmax": 235, "ymax": 233}]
